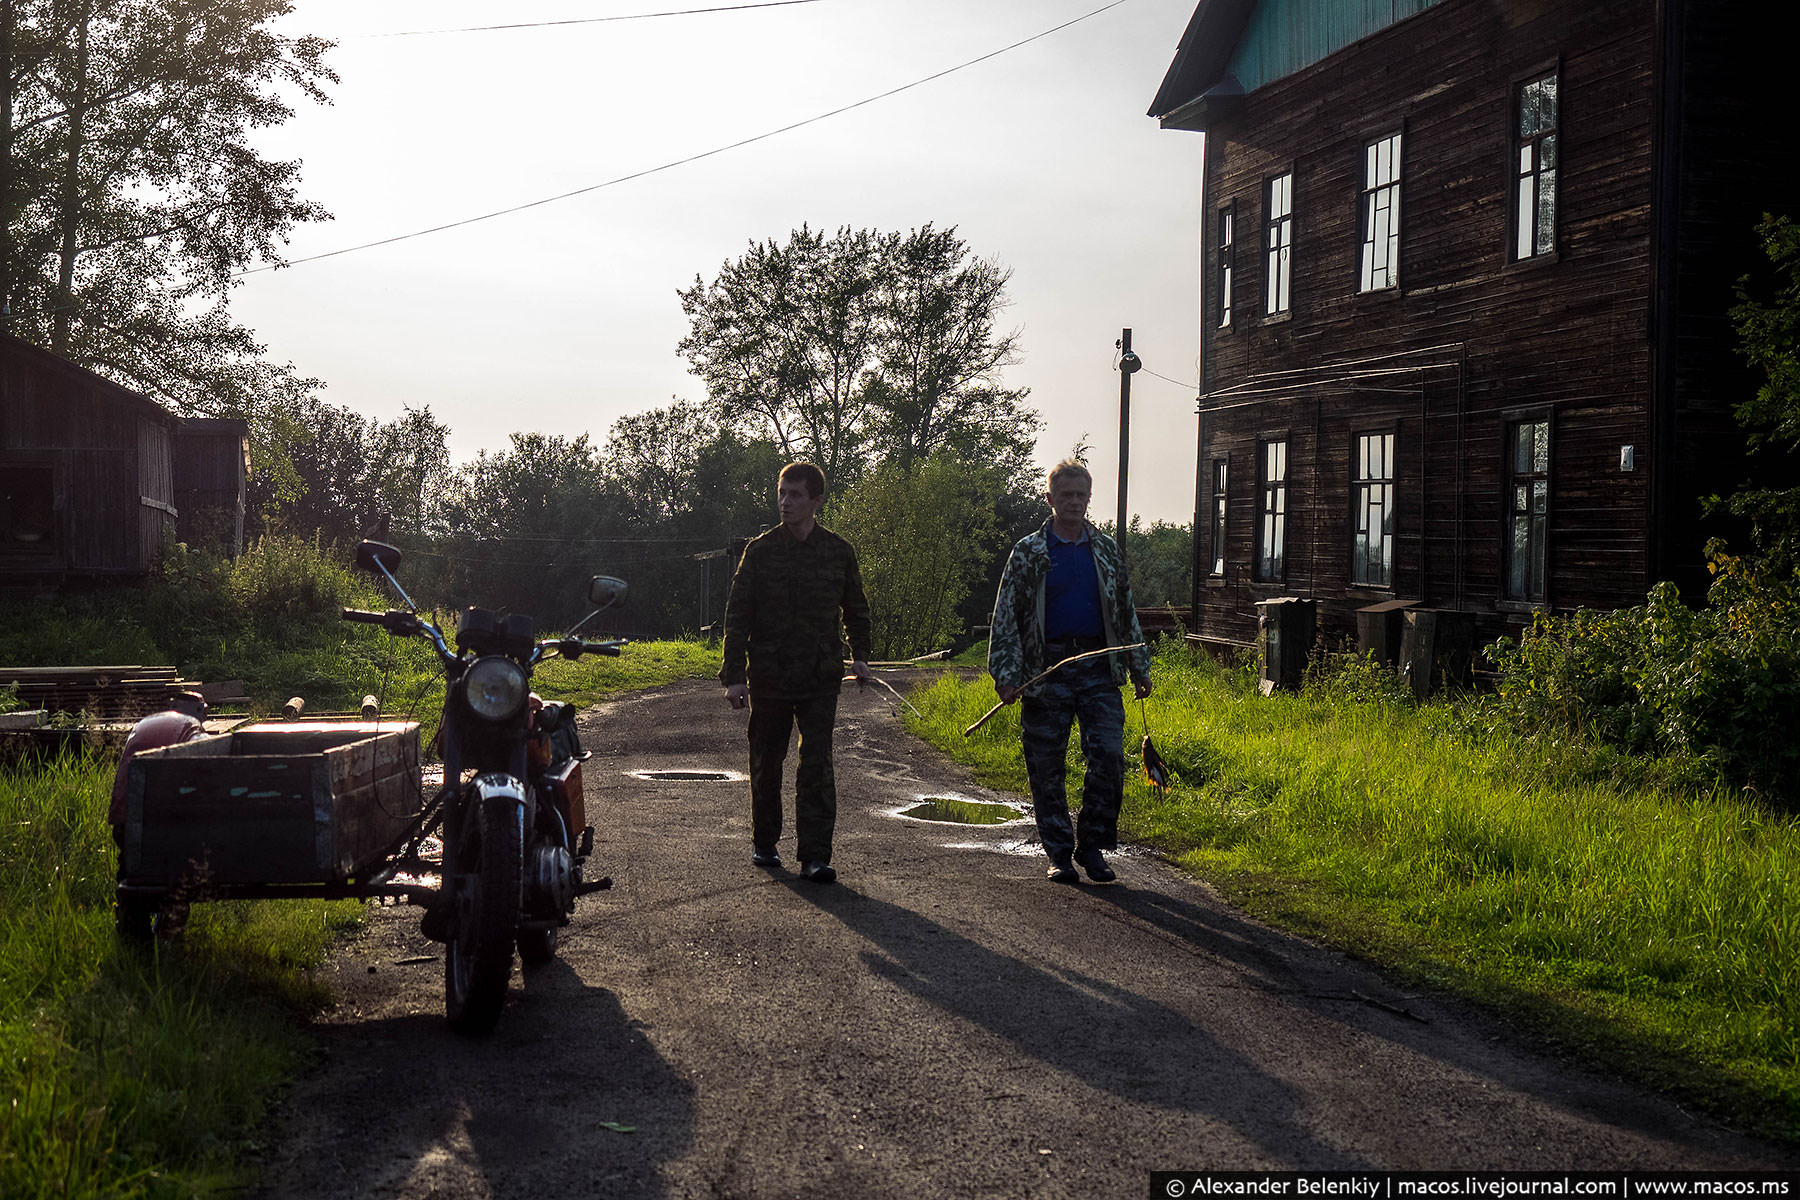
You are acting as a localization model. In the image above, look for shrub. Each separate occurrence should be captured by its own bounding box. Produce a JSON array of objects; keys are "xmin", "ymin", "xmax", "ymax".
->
[{"xmin": 1486, "ymin": 546, "xmax": 1800, "ymax": 804}]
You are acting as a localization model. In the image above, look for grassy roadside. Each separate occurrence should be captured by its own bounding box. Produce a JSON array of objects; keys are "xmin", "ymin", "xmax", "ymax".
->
[
  {"xmin": 0, "ymin": 639, "xmax": 721, "ymax": 1197},
  {"xmin": 905, "ymin": 639, "xmax": 1800, "ymax": 1143}
]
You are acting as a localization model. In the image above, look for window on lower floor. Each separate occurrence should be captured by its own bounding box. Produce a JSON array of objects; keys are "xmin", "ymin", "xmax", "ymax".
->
[
  {"xmin": 1351, "ymin": 432, "xmax": 1394, "ymax": 586},
  {"xmin": 1505, "ymin": 418, "xmax": 1550, "ymax": 601},
  {"xmin": 1255, "ymin": 439, "xmax": 1287, "ymax": 581},
  {"xmin": 1209, "ymin": 458, "xmax": 1228, "ymax": 575}
]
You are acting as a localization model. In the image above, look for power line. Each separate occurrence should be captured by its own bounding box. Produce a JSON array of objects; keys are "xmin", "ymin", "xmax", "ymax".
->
[
  {"xmin": 361, "ymin": 1, "xmax": 824, "ymax": 39},
  {"xmin": 239, "ymin": 0, "xmax": 1135, "ymax": 275}
]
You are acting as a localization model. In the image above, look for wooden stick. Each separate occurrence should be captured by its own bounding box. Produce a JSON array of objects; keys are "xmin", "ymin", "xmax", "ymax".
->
[
  {"xmin": 842, "ymin": 673, "xmax": 923, "ymax": 718},
  {"xmin": 962, "ymin": 642, "xmax": 1147, "ymax": 737}
]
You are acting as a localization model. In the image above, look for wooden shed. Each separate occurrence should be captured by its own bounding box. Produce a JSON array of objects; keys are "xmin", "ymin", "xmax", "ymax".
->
[{"xmin": 1, "ymin": 332, "xmax": 180, "ymax": 580}]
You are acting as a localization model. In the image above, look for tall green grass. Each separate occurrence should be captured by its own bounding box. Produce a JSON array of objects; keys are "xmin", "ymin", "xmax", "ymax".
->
[
  {"xmin": 0, "ymin": 752, "xmax": 359, "ymax": 1197},
  {"xmin": 907, "ymin": 640, "xmax": 1800, "ymax": 1140}
]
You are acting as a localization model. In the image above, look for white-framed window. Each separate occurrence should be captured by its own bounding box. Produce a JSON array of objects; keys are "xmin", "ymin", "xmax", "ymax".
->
[
  {"xmin": 1209, "ymin": 458, "xmax": 1228, "ymax": 575},
  {"xmin": 1255, "ymin": 439, "xmax": 1287, "ymax": 581},
  {"xmin": 1514, "ymin": 73, "xmax": 1558, "ymax": 260},
  {"xmin": 1505, "ymin": 418, "xmax": 1550, "ymax": 601},
  {"xmin": 1264, "ymin": 173, "xmax": 1293, "ymax": 316},
  {"xmin": 1359, "ymin": 132, "xmax": 1402, "ymax": 292},
  {"xmin": 1217, "ymin": 203, "xmax": 1235, "ymax": 328},
  {"xmin": 1351, "ymin": 432, "xmax": 1395, "ymax": 586}
]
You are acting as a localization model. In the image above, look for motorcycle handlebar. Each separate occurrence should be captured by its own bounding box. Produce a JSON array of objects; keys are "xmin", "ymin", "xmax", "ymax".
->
[
  {"xmin": 547, "ymin": 637, "xmax": 626, "ymax": 660},
  {"xmin": 341, "ymin": 608, "xmax": 389, "ymax": 625}
]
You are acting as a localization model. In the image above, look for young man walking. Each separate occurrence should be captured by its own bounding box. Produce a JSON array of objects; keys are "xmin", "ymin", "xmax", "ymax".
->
[
  {"xmin": 989, "ymin": 460, "xmax": 1152, "ymax": 883},
  {"xmin": 720, "ymin": 462, "xmax": 873, "ymax": 883}
]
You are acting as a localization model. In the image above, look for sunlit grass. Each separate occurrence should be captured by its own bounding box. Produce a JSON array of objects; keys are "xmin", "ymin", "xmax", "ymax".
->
[
  {"xmin": 905, "ymin": 641, "xmax": 1800, "ymax": 1140},
  {"xmin": 0, "ymin": 753, "xmax": 359, "ymax": 1198}
]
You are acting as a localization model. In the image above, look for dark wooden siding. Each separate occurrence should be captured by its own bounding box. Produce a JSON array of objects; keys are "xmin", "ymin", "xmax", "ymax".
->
[
  {"xmin": 1, "ymin": 334, "xmax": 177, "ymax": 577},
  {"xmin": 1192, "ymin": 0, "xmax": 1666, "ymax": 646}
]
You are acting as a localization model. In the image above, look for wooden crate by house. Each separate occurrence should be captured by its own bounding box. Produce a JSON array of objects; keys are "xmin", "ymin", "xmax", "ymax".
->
[{"xmin": 122, "ymin": 720, "xmax": 422, "ymax": 885}]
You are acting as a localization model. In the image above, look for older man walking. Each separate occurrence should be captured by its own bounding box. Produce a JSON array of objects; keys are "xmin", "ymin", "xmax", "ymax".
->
[{"xmin": 989, "ymin": 460, "xmax": 1152, "ymax": 883}]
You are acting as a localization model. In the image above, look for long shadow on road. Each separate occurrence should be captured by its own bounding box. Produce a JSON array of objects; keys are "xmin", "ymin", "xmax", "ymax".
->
[
  {"xmin": 787, "ymin": 877, "xmax": 1375, "ymax": 1169},
  {"xmin": 255, "ymin": 956, "xmax": 696, "ymax": 1200}
]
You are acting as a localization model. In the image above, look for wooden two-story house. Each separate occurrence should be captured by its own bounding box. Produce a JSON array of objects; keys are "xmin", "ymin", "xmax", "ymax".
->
[{"xmin": 1150, "ymin": 0, "xmax": 1800, "ymax": 651}]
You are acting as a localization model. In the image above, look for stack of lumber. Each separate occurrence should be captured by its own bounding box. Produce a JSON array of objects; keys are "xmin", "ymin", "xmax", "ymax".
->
[{"xmin": 0, "ymin": 665, "xmax": 203, "ymax": 719}]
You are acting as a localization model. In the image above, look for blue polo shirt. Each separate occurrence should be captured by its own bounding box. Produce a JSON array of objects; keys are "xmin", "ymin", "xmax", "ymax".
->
[{"xmin": 1044, "ymin": 524, "xmax": 1104, "ymax": 640}]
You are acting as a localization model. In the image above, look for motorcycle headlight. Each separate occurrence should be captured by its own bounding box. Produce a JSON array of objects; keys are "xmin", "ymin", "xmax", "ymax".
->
[{"xmin": 464, "ymin": 656, "xmax": 529, "ymax": 722}]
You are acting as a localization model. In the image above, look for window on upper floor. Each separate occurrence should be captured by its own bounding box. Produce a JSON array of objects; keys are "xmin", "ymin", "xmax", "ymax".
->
[
  {"xmin": 1350, "ymin": 432, "xmax": 1395, "ymax": 587},
  {"xmin": 1264, "ymin": 173, "xmax": 1293, "ymax": 317},
  {"xmin": 1217, "ymin": 203, "xmax": 1235, "ymax": 328},
  {"xmin": 1359, "ymin": 132, "xmax": 1402, "ymax": 292},
  {"xmin": 1209, "ymin": 458, "xmax": 1228, "ymax": 576},
  {"xmin": 1505, "ymin": 418, "xmax": 1550, "ymax": 602},
  {"xmin": 1255, "ymin": 439, "xmax": 1287, "ymax": 581},
  {"xmin": 1514, "ymin": 72, "xmax": 1558, "ymax": 260}
]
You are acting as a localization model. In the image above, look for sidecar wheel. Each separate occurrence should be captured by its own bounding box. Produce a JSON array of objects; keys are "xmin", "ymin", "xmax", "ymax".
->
[
  {"xmin": 115, "ymin": 894, "xmax": 155, "ymax": 941},
  {"xmin": 445, "ymin": 800, "xmax": 523, "ymax": 1035},
  {"xmin": 517, "ymin": 925, "xmax": 558, "ymax": 966}
]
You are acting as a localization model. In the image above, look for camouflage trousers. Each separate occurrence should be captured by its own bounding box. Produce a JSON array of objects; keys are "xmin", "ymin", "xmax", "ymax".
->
[
  {"xmin": 1019, "ymin": 656, "xmax": 1126, "ymax": 861},
  {"xmin": 747, "ymin": 690, "xmax": 839, "ymax": 864}
]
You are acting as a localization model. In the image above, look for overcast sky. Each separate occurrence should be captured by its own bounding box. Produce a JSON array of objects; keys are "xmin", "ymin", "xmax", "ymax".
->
[{"xmin": 235, "ymin": 0, "xmax": 1206, "ymax": 525}]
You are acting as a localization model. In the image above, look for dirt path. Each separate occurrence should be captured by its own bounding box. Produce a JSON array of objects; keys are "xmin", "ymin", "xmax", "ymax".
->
[{"xmin": 252, "ymin": 678, "xmax": 1794, "ymax": 1198}]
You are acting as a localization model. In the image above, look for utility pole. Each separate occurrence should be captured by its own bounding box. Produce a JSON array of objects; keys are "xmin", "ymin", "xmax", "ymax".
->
[{"xmin": 1116, "ymin": 328, "xmax": 1142, "ymax": 568}]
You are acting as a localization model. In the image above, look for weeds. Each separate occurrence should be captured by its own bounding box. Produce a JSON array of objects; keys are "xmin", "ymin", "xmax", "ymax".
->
[
  {"xmin": 0, "ymin": 753, "xmax": 358, "ymax": 1198},
  {"xmin": 906, "ymin": 638, "xmax": 1800, "ymax": 1139}
]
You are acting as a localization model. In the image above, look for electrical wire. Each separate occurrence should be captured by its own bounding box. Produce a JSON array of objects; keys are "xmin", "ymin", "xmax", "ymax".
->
[
  {"xmin": 237, "ymin": 0, "xmax": 1135, "ymax": 275},
  {"xmin": 1141, "ymin": 367, "xmax": 1197, "ymax": 391},
  {"xmin": 361, "ymin": 0, "xmax": 823, "ymax": 38}
]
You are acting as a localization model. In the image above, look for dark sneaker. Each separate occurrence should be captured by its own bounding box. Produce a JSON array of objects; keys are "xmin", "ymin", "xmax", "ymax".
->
[
  {"xmin": 752, "ymin": 844, "xmax": 782, "ymax": 869},
  {"xmin": 800, "ymin": 860, "xmax": 837, "ymax": 884},
  {"xmin": 1075, "ymin": 846, "xmax": 1116, "ymax": 883},
  {"xmin": 1046, "ymin": 855, "xmax": 1078, "ymax": 883}
]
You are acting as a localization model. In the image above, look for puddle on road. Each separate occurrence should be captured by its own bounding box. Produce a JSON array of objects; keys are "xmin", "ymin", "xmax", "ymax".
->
[
  {"xmin": 895, "ymin": 796, "xmax": 1029, "ymax": 825},
  {"xmin": 625, "ymin": 768, "xmax": 746, "ymax": 782}
]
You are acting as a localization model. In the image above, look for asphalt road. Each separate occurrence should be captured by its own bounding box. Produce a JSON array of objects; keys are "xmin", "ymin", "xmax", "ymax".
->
[{"xmin": 253, "ymin": 677, "xmax": 1795, "ymax": 1199}]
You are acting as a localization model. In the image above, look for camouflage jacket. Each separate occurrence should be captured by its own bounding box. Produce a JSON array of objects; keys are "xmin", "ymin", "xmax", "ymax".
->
[
  {"xmin": 720, "ymin": 522, "xmax": 873, "ymax": 698},
  {"xmin": 988, "ymin": 521, "xmax": 1150, "ymax": 691}
]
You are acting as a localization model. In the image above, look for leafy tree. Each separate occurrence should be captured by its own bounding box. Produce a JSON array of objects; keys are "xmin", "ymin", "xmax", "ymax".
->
[
  {"xmin": 829, "ymin": 450, "xmax": 1003, "ymax": 660},
  {"xmin": 433, "ymin": 432, "xmax": 618, "ymax": 624},
  {"xmin": 1, "ymin": 0, "xmax": 334, "ymax": 475},
  {"xmin": 1119, "ymin": 517, "xmax": 1194, "ymax": 610},
  {"xmin": 677, "ymin": 224, "xmax": 1036, "ymax": 489},
  {"xmin": 677, "ymin": 225, "xmax": 882, "ymax": 488},
  {"xmin": 248, "ymin": 399, "xmax": 449, "ymax": 544},
  {"xmin": 1722, "ymin": 213, "xmax": 1800, "ymax": 569},
  {"xmin": 601, "ymin": 398, "xmax": 722, "ymax": 522},
  {"xmin": 869, "ymin": 224, "xmax": 1036, "ymax": 478}
]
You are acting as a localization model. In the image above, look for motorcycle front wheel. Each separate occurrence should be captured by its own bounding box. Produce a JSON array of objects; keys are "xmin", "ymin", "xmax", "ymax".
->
[{"xmin": 445, "ymin": 798, "xmax": 523, "ymax": 1035}]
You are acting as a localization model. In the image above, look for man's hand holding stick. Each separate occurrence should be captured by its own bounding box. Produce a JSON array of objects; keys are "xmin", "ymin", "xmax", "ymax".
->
[{"xmin": 963, "ymin": 642, "xmax": 1147, "ymax": 737}]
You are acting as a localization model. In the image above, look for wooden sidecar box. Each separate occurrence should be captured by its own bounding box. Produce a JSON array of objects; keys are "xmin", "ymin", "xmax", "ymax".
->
[{"xmin": 122, "ymin": 720, "xmax": 422, "ymax": 884}]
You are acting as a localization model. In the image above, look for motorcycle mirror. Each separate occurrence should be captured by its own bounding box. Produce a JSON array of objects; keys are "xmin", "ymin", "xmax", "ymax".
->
[
  {"xmin": 587, "ymin": 575, "xmax": 628, "ymax": 610},
  {"xmin": 355, "ymin": 540, "xmax": 404, "ymax": 575}
]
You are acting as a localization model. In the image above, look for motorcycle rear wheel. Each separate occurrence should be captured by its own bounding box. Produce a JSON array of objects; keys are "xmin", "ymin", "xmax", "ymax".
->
[{"xmin": 445, "ymin": 799, "xmax": 523, "ymax": 1035}]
